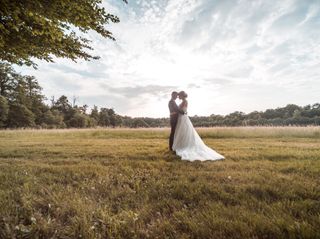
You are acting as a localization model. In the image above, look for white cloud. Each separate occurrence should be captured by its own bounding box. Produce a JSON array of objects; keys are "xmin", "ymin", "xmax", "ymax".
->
[{"xmin": 18, "ymin": 0, "xmax": 320, "ymax": 117}]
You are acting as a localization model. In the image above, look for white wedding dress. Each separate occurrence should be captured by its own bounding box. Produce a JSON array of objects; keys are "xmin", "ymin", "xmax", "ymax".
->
[{"xmin": 172, "ymin": 104, "xmax": 224, "ymax": 161}]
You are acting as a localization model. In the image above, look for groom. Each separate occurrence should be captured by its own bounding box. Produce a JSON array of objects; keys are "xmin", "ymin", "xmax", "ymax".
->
[{"xmin": 168, "ymin": 91, "xmax": 184, "ymax": 151}]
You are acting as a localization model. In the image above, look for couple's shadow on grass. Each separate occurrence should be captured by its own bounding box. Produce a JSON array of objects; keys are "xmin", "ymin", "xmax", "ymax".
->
[{"xmin": 162, "ymin": 150, "xmax": 181, "ymax": 162}]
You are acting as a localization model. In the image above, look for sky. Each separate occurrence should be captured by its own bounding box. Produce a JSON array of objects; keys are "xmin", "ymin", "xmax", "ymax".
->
[{"xmin": 19, "ymin": 0, "xmax": 320, "ymax": 117}]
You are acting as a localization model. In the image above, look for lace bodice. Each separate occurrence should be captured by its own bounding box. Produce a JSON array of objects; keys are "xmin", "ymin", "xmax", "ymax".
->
[{"xmin": 179, "ymin": 101, "xmax": 188, "ymax": 113}]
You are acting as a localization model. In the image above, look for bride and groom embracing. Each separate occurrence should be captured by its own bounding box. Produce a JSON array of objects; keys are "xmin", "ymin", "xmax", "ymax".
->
[{"xmin": 168, "ymin": 91, "xmax": 224, "ymax": 161}]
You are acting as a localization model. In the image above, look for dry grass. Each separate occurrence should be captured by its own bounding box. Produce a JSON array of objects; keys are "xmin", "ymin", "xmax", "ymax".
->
[{"xmin": 0, "ymin": 127, "xmax": 319, "ymax": 238}]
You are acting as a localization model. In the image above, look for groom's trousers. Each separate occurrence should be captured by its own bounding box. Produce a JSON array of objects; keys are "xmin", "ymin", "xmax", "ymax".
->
[{"xmin": 169, "ymin": 114, "xmax": 178, "ymax": 150}]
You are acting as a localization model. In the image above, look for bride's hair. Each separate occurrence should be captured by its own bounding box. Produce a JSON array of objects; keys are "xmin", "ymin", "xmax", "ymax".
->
[{"xmin": 179, "ymin": 91, "xmax": 188, "ymax": 98}]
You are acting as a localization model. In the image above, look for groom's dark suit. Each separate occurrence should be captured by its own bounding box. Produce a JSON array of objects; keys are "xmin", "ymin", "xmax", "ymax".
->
[{"xmin": 168, "ymin": 99, "xmax": 184, "ymax": 151}]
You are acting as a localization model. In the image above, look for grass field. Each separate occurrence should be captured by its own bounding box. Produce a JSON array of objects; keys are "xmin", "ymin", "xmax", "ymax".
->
[{"xmin": 0, "ymin": 127, "xmax": 320, "ymax": 238}]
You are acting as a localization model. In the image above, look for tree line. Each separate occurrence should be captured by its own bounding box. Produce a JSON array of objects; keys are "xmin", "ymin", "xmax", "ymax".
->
[
  {"xmin": 0, "ymin": 63, "xmax": 123, "ymax": 128},
  {"xmin": 1, "ymin": 62, "xmax": 320, "ymax": 129},
  {"xmin": 190, "ymin": 105, "xmax": 320, "ymax": 127}
]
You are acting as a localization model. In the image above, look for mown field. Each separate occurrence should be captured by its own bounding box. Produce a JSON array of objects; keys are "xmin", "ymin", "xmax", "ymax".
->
[{"xmin": 0, "ymin": 127, "xmax": 320, "ymax": 239}]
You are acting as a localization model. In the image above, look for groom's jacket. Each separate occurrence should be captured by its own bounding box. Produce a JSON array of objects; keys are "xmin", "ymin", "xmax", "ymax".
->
[{"xmin": 168, "ymin": 100, "xmax": 184, "ymax": 116}]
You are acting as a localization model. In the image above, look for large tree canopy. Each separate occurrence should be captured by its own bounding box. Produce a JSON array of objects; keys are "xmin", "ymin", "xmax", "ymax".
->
[{"xmin": 0, "ymin": 0, "xmax": 126, "ymax": 67}]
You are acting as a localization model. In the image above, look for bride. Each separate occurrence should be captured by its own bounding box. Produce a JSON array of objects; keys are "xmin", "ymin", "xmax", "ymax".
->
[{"xmin": 172, "ymin": 91, "xmax": 225, "ymax": 161}]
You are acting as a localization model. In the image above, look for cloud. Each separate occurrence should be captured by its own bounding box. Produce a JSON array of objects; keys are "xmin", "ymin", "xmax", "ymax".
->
[
  {"xmin": 79, "ymin": 84, "xmax": 178, "ymax": 116},
  {"xmin": 17, "ymin": 0, "xmax": 320, "ymax": 117},
  {"xmin": 99, "ymin": 83, "xmax": 177, "ymax": 99}
]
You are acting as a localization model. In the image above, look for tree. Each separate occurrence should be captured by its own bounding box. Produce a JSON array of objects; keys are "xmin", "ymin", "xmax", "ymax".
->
[
  {"xmin": 108, "ymin": 108, "xmax": 117, "ymax": 127},
  {"xmin": 7, "ymin": 103, "xmax": 35, "ymax": 127},
  {"xmin": 86, "ymin": 117, "xmax": 98, "ymax": 128},
  {"xmin": 90, "ymin": 105, "xmax": 99, "ymax": 121},
  {"xmin": 79, "ymin": 104, "xmax": 88, "ymax": 114},
  {"xmin": 98, "ymin": 108, "xmax": 110, "ymax": 126},
  {"xmin": 263, "ymin": 109, "xmax": 279, "ymax": 119},
  {"xmin": 14, "ymin": 75, "xmax": 46, "ymax": 121},
  {"xmin": 68, "ymin": 112, "xmax": 88, "ymax": 128},
  {"xmin": 0, "ymin": 62, "xmax": 14, "ymax": 97},
  {"xmin": 0, "ymin": 95, "xmax": 9, "ymax": 127},
  {"xmin": 131, "ymin": 118, "xmax": 150, "ymax": 128},
  {"xmin": 0, "ymin": 0, "xmax": 127, "ymax": 67},
  {"xmin": 41, "ymin": 109, "xmax": 65, "ymax": 128},
  {"xmin": 24, "ymin": 76, "xmax": 43, "ymax": 100},
  {"xmin": 282, "ymin": 104, "xmax": 301, "ymax": 118},
  {"xmin": 0, "ymin": 63, "xmax": 48, "ymax": 125},
  {"xmin": 113, "ymin": 114, "xmax": 123, "ymax": 127},
  {"xmin": 312, "ymin": 103, "xmax": 320, "ymax": 109},
  {"xmin": 10, "ymin": 74, "xmax": 28, "ymax": 105},
  {"xmin": 52, "ymin": 95, "xmax": 72, "ymax": 115},
  {"xmin": 247, "ymin": 111, "xmax": 262, "ymax": 120}
]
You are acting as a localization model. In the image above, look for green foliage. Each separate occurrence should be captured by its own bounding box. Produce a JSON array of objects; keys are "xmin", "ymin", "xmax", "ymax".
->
[
  {"xmin": 98, "ymin": 108, "xmax": 111, "ymax": 126},
  {"xmin": 189, "ymin": 104, "xmax": 320, "ymax": 127},
  {"xmin": 0, "ymin": 62, "xmax": 48, "ymax": 127},
  {"xmin": 41, "ymin": 109, "xmax": 65, "ymax": 128},
  {"xmin": 0, "ymin": 0, "xmax": 127, "ymax": 67},
  {"xmin": 52, "ymin": 95, "xmax": 72, "ymax": 116},
  {"xmin": 7, "ymin": 103, "xmax": 35, "ymax": 127},
  {"xmin": 131, "ymin": 118, "xmax": 150, "ymax": 128},
  {"xmin": 0, "ymin": 95, "xmax": 9, "ymax": 127},
  {"xmin": 86, "ymin": 116, "xmax": 98, "ymax": 128},
  {"xmin": 0, "ymin": 61, "xmax": 125, "ymax": 129},
  {"xmin": 0, "ymin": 63, "xmax": 15, "ymax": 97},
  {"xmin": 67, "ymin": 112, "xmax": 96, "ymax": 128},
  {"xmin": 90, "ymin": 105, "xmax": 99, "ymax": 121},
  {"xmin": 0, "ymin": 62, "xmax": 125, "ymax": 129}
]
